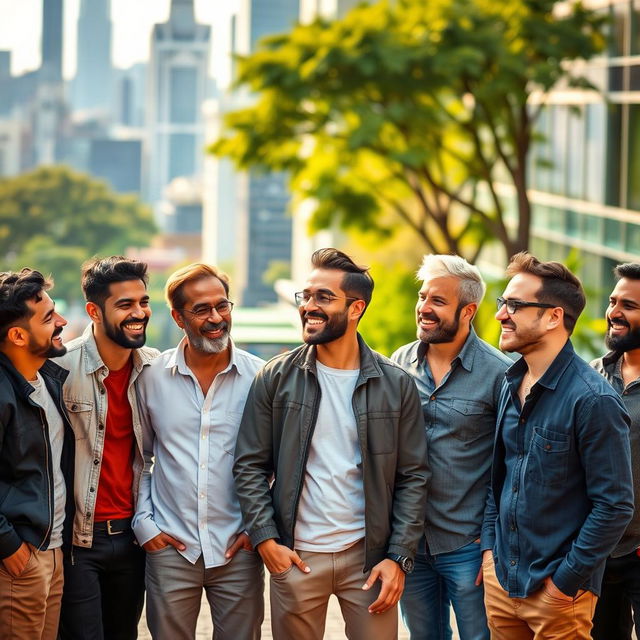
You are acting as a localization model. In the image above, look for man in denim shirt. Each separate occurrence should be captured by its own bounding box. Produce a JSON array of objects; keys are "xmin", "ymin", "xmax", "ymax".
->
[
  {"xmin": 392, "ymin": 255, "xmax": 511, "ymax": 640},
  {"xmin": 480, "ymin": 253, "xmax": 634, "ymax": 640},
  {"xmin": 591, "ymin": 262, "xmax": 640, "ymax": 640}
]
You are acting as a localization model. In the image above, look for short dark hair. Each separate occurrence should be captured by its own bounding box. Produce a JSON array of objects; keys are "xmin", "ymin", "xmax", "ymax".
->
[
  {"xmin": 0, "ymin": 268, "xmax": 52, "ymax": 342},
  {"xmin": 81, "ymin": 256, "xmax": 149, "ymax": 308},
  {"xmin": 506, "ymin": 252, "xmax": 585, "ymax": 333},
  {"xmin": 614, "ymin": 263, "xmax": 640, "ymax": 281},
  {"xmin": 310, "ymin": 248, "xmax": 374, "ymax": 312}
]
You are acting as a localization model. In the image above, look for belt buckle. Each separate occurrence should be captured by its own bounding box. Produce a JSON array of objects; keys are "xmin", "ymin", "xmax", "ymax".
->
[{"xmin": 106, "ymin": 520, "xmax": 123, "ymax": 536}]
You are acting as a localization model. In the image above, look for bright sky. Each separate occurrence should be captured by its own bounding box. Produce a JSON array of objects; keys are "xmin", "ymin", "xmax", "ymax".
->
[{"xmin": 0, "ymin": 0, "xmax": 237, "ymax": 82}]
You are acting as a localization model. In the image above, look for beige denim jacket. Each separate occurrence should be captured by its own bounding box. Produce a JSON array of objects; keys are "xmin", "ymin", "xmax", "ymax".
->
[{"xmin": 54, "ymin": 324, "xmax": 158, "ymax": 547}]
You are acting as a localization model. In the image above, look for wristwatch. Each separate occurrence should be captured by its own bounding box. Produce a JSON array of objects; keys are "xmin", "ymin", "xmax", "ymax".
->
[{"xmin": 387, "ymin": 553, "xmax": 414, "ymax": 574}]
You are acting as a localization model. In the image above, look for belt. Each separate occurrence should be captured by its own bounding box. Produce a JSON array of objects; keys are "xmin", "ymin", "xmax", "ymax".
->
[{"xmin": 93, "ymin": 517, "xmax": 132, "ymax": 536}]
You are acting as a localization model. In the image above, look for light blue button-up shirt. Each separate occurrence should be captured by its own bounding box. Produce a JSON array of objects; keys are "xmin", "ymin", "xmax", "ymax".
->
[{"xmin": 132, "ymin": 338, "xmax": 264, "ymax": 568}]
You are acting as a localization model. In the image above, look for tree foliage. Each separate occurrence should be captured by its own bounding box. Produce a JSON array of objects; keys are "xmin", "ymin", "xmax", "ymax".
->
[
  {"xmin": 0, "ymin": 166, "xmax": 156, "ymax": 302},
  {"xmin": 212, "ymin": 0, "xmax": 606, "ymax": 264}
]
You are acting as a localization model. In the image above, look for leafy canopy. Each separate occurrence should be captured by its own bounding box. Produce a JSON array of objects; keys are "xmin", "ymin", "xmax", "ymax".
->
[
  {"xmin": 212, "ymin": 0, "xmax": 605, "ymax": 264},
  {"xmin": 0, "ymin": 166, "xmax": 156, "ymax": 302}
]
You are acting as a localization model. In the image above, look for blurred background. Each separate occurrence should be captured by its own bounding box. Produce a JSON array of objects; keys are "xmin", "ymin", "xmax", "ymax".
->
[{"xmin": 0, "ymin": 0, "xmax": 637, "ymax": 358}]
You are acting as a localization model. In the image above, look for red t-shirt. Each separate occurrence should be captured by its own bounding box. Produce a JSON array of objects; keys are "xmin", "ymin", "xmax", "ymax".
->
[{"xmin": 94, "ymin": 358, "xmax": 135, "ymax": 521}]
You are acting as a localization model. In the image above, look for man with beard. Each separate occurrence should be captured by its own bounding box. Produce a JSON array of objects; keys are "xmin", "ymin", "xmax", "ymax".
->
[
  {"xmin": 54, "ymin": 256, "xmax": 158, "ymax": 639},
  {"xmin": 132, "ymin": 263, "xmax": 265, "ymax": 640},
  {"xmin": 480, "ymin": 253, "xmax": 634, "ymax": 640},
  {"xmin": 0, "ymin": 268, "xmax": 75, "ymax": 639},
  {"xmin": 234, "ymin": 248, "xmax": 428, "ymax": 640},
  {"xmin": 591, "ymin": 262, "xmax": 640, "ymax": 640},
  {"xmin": 391, "ymin": 255, "xmax": 510, "ymax": 640}
]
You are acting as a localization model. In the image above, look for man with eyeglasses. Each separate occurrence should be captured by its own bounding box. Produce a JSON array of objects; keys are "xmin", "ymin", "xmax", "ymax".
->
[
  {"xmin": 234, "ymin": 248, "xmax": 428, "ymax": 640},
  {"xmin": 479, "ymin": 252, "xmax": 633, "ymax": 640},
  {"xmin": 132, "ymin": 264, "xmax": 265, "ymax": 640},
  {"xmin": 391, "ymin": 255, "xmax": 511, "ymax": 640}
]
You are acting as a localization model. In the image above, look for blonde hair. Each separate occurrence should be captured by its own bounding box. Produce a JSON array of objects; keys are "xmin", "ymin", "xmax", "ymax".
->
[{"xmin": 165, "ymin": 263, "xmax": 230, "ymax": 310}]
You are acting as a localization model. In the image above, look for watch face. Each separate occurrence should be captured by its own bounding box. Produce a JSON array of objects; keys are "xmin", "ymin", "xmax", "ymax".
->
[{"xmin": 400, "ymin": 557, "xmax": 414, "ymax": 574}]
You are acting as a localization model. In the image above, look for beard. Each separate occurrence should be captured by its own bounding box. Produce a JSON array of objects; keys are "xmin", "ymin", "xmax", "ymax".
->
[
  {"xmin": 30, "ymin": 326, "xmax": 67, "ymax": 358},
  {"xmin": 184, "ymin": 320, "xmax": 230, "ymax": 354},
  {"xmin": 498, "ymin": 319, "xmax": 545, "ymax": 355},
  {"xmin": 417, "ymin": 309, "xmax": 461, "ymax": 344},
  {"xmin": 104, "ymin": 317, "xmax": 148, "ymax": 349},
  {"xmin": 605, "ymin": 320, "xmax": 640, "ymax": 353},
  {"xmin": 302, "ymin": 309, "xmax": 349, "ymax": 345}
]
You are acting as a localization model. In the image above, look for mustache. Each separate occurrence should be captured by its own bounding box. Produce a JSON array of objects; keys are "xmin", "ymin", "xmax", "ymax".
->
[
  {"xmin": 418, "ymin": 312, "xmax": 439, "ymax": 322},
  {"xmin": 202, "ymin": 320, "xmax": 228, "ymax": 332},
  {"xmin": 304, "ymin": 311, "xmax": 328, "ymax": 322},
  {"xmin": 122, "ymin": 317, "xmax": 148, "ymax": 327},
  {"xmin": 52, "ymin": 326, "xmax": 63, "ymax": 338},
  {"xmin": 500, "ymin": 320, "xmax": 516, "ymax": 330},
  {"xmin": 608, "ymin": 318, "xmax": 630, "ymax": 328}
]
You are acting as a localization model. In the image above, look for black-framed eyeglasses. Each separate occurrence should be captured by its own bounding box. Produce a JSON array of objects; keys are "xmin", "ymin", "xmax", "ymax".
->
[
  {"xmin": 294, "ymin": 291, "xmax": 360, "ymax": 307},
  {"xmin": 179, "ymin": 301, "xmax": 234, "ymax": 319},
  {"xmin": 496, "ymin": 297, "xmax": 555, "ymax": 315}
]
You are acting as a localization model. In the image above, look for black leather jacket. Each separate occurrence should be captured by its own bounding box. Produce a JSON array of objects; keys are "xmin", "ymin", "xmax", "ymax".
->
[
  {"xmin": 0, "ymin": 353, "xmax": 75, "ymax": 559},
  {"xmin": 234, "ymin": 335, "xmax": 429, "ymax": 571}
]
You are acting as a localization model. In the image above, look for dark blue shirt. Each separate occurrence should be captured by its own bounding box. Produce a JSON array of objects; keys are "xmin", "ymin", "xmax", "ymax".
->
[{"xmin": 481, "ymin": 340, "xmax": 634, "ymax": 597}]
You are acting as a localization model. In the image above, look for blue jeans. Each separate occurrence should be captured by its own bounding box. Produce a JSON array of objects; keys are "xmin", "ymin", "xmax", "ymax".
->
[{"xmin": 400, "ymin": 540, "xmax": 489, "ymax": 640}]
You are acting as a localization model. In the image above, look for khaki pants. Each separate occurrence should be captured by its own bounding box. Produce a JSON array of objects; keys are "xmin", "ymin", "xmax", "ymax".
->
[
  {"xmin": 0, "ymin": 547, "xmax": 64, "ymax": 640},
  {"xmin": 270, "ymin": 539, "xmax": 398, "ymax": 640},
  {"xmin": 482, "ymin": 552, "xmax": 597, "ymax": 640}
]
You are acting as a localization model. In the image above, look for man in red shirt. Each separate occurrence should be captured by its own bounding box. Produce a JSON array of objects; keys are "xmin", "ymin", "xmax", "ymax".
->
[{"xmin": 55, "ymin": 256, "xmax": 158, "ymax": 639}]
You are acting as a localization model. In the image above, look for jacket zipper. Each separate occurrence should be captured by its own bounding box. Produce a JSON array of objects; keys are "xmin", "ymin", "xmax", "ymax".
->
[{"xmin": 38, "ymin": 407, "xmax": 54, "ymax": 551}]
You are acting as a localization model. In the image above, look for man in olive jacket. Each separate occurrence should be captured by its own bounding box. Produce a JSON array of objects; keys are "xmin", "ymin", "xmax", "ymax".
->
[{"xmin": 234, "ymin": 248, "xmax": 428, "ymax": 640}]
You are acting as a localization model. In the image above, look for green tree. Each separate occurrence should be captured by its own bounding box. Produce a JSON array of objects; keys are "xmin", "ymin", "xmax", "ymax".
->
[
  {"xmin": 212, "ymin": 0, "xmax": 605, "ymax": 264},
  {"xmin": 0, "ymin": 166, "xmax": 156, "ymax": 302}
]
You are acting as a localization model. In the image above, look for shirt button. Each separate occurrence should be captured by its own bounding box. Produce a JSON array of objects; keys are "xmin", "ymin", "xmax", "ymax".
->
[
  {"xmin": 71, "ymin": 404, "xmax": 78, "ymax": 411},
  {"xmin": 89, "ymin": 487, "xmax": 95, "ymax": 493},
  {"xmin": 512, "ymin": 485, "xmax": 518, "ymax": 492},
  {"xmin": 99, "ymin": 386, "xmax": 105, "ymax": 395},
  {"xmin": 93, "ymin": 459, "xmax": 99, "ymax": 465},
  {"xmin": 519, "ymin": 418, "xmax": 525, "ymax": 424},
  {"xmin": 510, "ymin": 560, "xmax": 516, "ymax": 566},
  {"xmin": 200, "ymin": 464, "xmax": 205, "ymax": 469},
  {"xmin": 430, "ymin": 395, "xmax": 436, "ymax": 401},
  {"xmin": 510, "ymin": 524, "xmax": 516, "ymax": 531},
  {"xmin": 518, "ymin": 454, "xmax": 523, "ymax": 460},
  {"xmin": 98, "ymin": 424, "xmax": 104, "ymax": 430},
  {"xmin": 202, "ymin": 433, "xmax": 207, "ymax": 439},
  {"xmin": 545, "ymin": 444, "xmax": 552, "ymax": 451}
]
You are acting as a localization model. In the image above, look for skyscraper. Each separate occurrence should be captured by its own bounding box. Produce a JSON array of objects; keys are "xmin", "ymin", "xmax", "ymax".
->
[
  {"xmin": 41, "ymin": 0, "xmax": 63, "ymax": 84},
  {"xmin": 233, "ymin": 0, "xmax": 298, "ymax": 306},
  {"xmin": 73, "ymin": 0, "xmax": 113, "ymax": 114},
  {"xmin": 146, "ymin": 0, "xmax": 211, "ymax": 208}
]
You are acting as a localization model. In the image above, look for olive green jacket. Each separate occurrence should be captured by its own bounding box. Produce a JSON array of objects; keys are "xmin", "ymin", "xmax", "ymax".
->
[{"xmin": 233, "ymin": 334, "xmax": 429, "ymax": 571}]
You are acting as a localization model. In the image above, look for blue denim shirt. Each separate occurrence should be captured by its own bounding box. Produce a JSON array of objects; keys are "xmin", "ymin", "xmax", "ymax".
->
[{"xmin": 481, "ymin": 340, "xmax": 634, "ymax": 597}]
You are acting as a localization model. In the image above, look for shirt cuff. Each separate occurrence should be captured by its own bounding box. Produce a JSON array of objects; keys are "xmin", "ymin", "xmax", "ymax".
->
[
  {"xmin": 552, "ymin": 561, "xmax": 584, "ymax": 597},
  {"xmin": 132, "ymin": 515, "xmax": 162, "ymax": 547}
]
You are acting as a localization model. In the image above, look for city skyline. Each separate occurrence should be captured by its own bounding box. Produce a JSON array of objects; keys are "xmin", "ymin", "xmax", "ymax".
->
[{"xmin": 0, "ymin": 0, "xmax": 236, "ymax": 82}]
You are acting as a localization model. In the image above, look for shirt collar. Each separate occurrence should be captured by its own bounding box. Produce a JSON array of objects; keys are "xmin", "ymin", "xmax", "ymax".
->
[
  {"xmin": 81, "ymin": 323, "xmax": 154, "ymax": 374},
  {"xmin": 505, "ymin": 339, "xmax": 575, "ymax": 390},
  {"xmin": 166, "ymin": 336, "xmax": 240, "ymax": 377}
]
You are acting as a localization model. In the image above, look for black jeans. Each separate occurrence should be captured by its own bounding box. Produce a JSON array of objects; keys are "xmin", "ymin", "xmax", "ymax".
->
[
  {"xmin": 59, "ymin": 526, "xmax": 145, "ymax": 640},
  {"xmin": 592, "ymin": 550, "xmax": 640, "ymax": 640}
]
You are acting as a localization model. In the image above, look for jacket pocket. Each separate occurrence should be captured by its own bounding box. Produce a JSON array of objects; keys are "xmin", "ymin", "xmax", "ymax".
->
[
  {"xmin": 64, "ymin": 400, "xmax": 93, "ymax": 440},
  {"xmin": 527, "ymin": 427, "xmax": 570, "ymax": 486}
]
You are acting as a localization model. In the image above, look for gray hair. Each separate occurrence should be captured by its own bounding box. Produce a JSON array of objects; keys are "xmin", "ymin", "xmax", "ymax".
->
[{"xmin": 417, "ymin": 255, "xmax": 486, "ymax": 307}]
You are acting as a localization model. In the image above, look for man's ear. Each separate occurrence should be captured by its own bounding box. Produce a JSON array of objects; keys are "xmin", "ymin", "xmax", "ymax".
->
[
  {"xmin": 462, "ymin": 303, "xmax": 478, "ymax": 324},
  {"xmin": 170, "ymin": 308, "xmax": 185, "ymax": 330},
  {"xmin": 546, "ymin": 306, "xmax": 564, "ymax": 331},
  {"xmin": 5, "ymin": 325, "xmax": 29, "ymax": 348},
  {"xmin": 86, "ymin": 301, "xmax": 102, "ymax": 324},
  {"xmin": 349, "ymin": 299, "xmax": 367, "ymax": 322}
]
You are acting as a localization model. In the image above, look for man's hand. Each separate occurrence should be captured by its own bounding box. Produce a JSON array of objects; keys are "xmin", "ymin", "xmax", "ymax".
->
[
  {"xmin": 543, "ymin": 576, "xmax": 574, "ymax": 601},
  {"xmin": 2, "ymin": 542, "xmax": 31, "ymax": 578},
  {"xmin": 142, "ymin": 532, "xmax": 186, "ymax": 553},
  {"xmin": 362, "ymin": 558, "xmax": 405, "ymax": 614},
  {"xmin": 225, "ymin": 532, "xmax": 253, "ymax": 559},
  {"xmin": 476, "ymin": 546, "xmax": 492, "ymax": 586},
  {"xmin": 257, "ymin": 539, "xmax": 310, "ymax": 575}
]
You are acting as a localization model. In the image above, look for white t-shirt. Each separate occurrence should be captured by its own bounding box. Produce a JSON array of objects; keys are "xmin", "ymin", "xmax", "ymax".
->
[
  {"xmin": 29, "ymin": 373, "xmax": 66, "ymax": 549},
  {"xmin": 295, "ymin": 361, "xmax": 365, "ymax": 552}
]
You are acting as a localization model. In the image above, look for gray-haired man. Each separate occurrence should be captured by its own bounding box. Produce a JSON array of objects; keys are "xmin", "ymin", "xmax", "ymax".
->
[{"xmin": 392, "ymin": 255, "xmax": 510, "ymax": 640}]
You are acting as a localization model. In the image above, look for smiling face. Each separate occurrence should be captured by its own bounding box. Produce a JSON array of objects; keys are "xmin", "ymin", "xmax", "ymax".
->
[
  {"xmin": 298, "ymin": 268, "xmax": 356, "ymax": 345},
  {"xmin": 496, "ymin": 272, "xmax": 550, "ymax": 355},
  {"xmin": 416, "ymin": 275, "xmax": 470, "ymax": 344},
  {"xmin": 606, "ymin": 277, "xmax": 640, "ymax": 353},
  {"xmin": 173, "ymin": 276, "xmax": 232, "ymax": 354},
  {"xmin": 93, "ymin": 279, "xmax": 151, "ymax": 349},
  {"xmin": 26, "ymin": 291, "xmax": 67, "ymax": 358}
]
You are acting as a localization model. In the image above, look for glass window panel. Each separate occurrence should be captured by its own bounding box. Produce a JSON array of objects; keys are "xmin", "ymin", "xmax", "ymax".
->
[
  {"xmin": 585, "ymin": 103, "xmax": 606, "ymax": 205},
  {"xmin": 565, "ymin": 209, "xmax": 579, "ymax": 237},
  {"xmin": 549, "ymin": 106, "xmax": 568, "ymax": 196},
  {"xmin": 604, "ymin": 218, "xmax": 624, "ymax": 251},
  {"xmin": 606, "ymin": 105, "xmax": 622, "ymax": 207},
  {"xmin": 608, "ymin": 66, "xmax": 624, "ymax": 91},
  {"xmin": 627, "ymin": 106, "xmax": 640, "ymax": 209},
  {"xmin": 566, "ymin": 106, "xmax": 585, "ymax": 198},
  {"xmin": 609, "ymin": 3, "xmax": 628, "ymax": 57},
  {"xmin": 532, "ymin": 106, "xmax": 551, "ymax": 191},
  {"xmin": 633, "ymin": 0, "xmax": 640, "ymax": 53},
  {"xmin": 583, "ymin": 215, "xmax": 603, "ymax": 244},
  {"xmin": 169, "ymin": 67, "xmax": 198, "ymax": 124},
  {"xmin": 168, "ymin": 133, "xmax": 196, "ymax": 179},
  {"xmin": 626, "ymin": 223, "xmax": 640, "ymax": 253}
]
